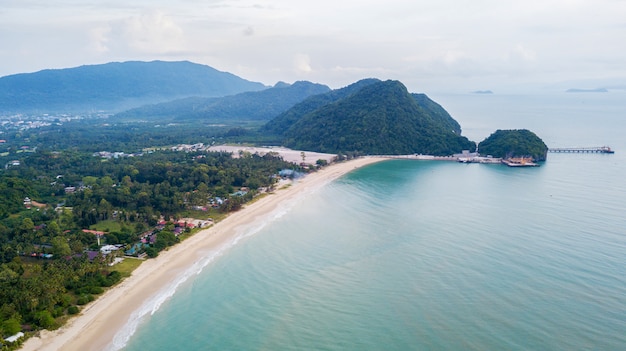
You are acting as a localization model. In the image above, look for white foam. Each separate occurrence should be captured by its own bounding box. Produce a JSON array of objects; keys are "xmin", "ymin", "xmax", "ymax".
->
[
  {"xmin": 103, "ymin": 188, "xmax": 318, "ymax": 350},
  {"xmin": 104, "ymin": 244, "xmax": 229, "ymax": 351}
]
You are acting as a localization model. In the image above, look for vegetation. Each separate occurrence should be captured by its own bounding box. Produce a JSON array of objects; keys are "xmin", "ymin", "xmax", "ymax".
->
[
  {"xmin": 0, "ymin": 61, "xmax": 266, "ymax": 112},
  {"xmin": 0, "ymin": 68, "xmax": 539, "ymax": 343},
  {"xmin": 0, "ymin": 147, "xmax": 299, "ymax": 338},
  {"xmin": 261, "ymin": 78, "xmax": 381, "ymax": 136},
  {"xmin": 478, "ymin": 129, "xmax": 548, "ymax": 161},
  {"xmin": 265, "ymin": 80, "xmax": 475, "ymax": 155},
  {"xmin": 114, "ymin": 81, "xmax": 330, "ymax": 123}
]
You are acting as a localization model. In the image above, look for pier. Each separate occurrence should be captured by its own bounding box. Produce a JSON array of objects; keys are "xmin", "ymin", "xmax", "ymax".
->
[{"xmin": 548, "ymin": 146, "xmax": 615, "ymax": 154}]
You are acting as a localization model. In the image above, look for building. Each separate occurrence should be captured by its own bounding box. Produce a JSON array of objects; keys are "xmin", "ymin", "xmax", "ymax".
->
[{"xmin": 4, "ymin": 332, "xmax": 25, "ymax": 343}]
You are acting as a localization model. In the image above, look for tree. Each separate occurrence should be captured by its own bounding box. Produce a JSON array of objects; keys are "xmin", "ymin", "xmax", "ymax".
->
[
  {"xmin": 46, "ymin": 221, "xmax": 62, "ymax": 237},
  {"xmin": 82, "ymin": 176, "xmax": 98, "ymax": 187},
  {"xmin": 98, "ymin": 176, "xmax": 115, "ymax": 188},
  {"xmin": 19, "ymin": 218, "xmax": 35, "ymax": 233},
  {"xmin": 50, "ymin": 237, "xmax": 72, "ymax": 257},
  {"xmin": 2, "ymin": 317, "xmax": 21, "ymax": 335},
  {"xmin": 34, "ymin": 310, "xmax": 56, "ymax": 329},
  {"xmin": 145, "ymin": 247, "xmax": 158, "ymax": 258},
  {"xmin": 154, "ymin": 231, "xmax": 177, "ymax": 250}
]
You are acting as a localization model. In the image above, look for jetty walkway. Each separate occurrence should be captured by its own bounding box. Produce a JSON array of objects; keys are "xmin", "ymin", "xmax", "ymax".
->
[{"xmin": 548, "ymin": 146, "xmax": 614, "ymax": 154}]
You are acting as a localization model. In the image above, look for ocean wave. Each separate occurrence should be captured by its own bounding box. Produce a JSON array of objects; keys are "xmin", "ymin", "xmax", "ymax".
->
[{"xmin": 104, "ymin": 187, "xmax": 314, "ymax": 351}]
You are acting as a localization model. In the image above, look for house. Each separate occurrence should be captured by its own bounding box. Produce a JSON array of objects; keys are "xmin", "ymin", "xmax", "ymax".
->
[
  {"xmin": 85, "ymin": 251, "xmax": 101, "ymax": 261},
  {"xmin": 100, "ymin": 245, "xmax": 119, "ymax": 255},
  {"xmin": 4, "ymin": 332, "xmax": 24, "ymax": 343},
  {"xmin": 176, "ymin": 220, "xmax": 197, "ymax": 228}
]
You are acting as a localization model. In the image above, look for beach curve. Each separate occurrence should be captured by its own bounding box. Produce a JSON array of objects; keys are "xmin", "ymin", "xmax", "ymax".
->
[{"xmin": 20, "ymin": 157, "xmax": 385, "ymax": 351}]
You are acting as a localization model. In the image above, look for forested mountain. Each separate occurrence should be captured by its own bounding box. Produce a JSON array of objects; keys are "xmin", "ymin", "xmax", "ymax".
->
[
  {"xmin": 478, "ymin": 129, "xmax": 548, "ymax": 161},
  {"xmin": 265, "ymin": 80, "xmax": 475, "ymax": 155},
  {"xmin": 112, "ymin": 81, "xmax": 330, "ymax": 123},
  {"xmin": 261, "ymin": 78, "xmax": 381, "ymax": 135},
  {"xmin": 0, "ymin": 61, "xmax": 266, "ymax": 112},
  {"xmin": 410, "ymin": 93, "xmax": 462, "ymax": 135}
]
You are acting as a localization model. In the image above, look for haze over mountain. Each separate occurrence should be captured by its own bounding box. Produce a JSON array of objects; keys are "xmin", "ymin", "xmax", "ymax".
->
[
  {"xmin": 1, "ymin": 60, "xmax": 477, "ymax": 156},
  {"xmin": 264, "ymin": 79, "xmax": 475, "ymax": 155},
  {"xmin": 0, "ymin": 61, "xmax": 266, "ymax": 112},
  {"xmin": 113, "ymin": 81, "xmax": 330, "ymax": 123}
]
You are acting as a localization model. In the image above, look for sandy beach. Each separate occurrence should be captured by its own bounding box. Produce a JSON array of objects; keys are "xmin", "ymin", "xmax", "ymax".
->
[
  {"xmin": 206, "ymin": 145, "xmax": 337, "ymax": 164},
  {"xmin": 21, "ymin": 157, "xmax": 385, "ymax": 351}
]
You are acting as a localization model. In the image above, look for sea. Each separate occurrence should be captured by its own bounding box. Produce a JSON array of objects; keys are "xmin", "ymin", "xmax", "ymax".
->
[{"xmin": 117, "ymin": 92, "xmax": 625, "ymax": 350}]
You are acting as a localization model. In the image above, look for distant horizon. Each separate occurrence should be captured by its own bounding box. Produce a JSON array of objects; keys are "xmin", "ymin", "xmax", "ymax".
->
[
  {"xmin": 2, "ymin": 1, "xmax": 625, "ymax": 94},
  {"xmin": 2, "ymin": 59, "xmax": 625, "ymax": 96}
]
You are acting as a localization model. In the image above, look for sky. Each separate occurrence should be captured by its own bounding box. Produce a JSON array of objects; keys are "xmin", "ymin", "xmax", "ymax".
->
[{"xmin": 1, "ymin": 0, "xmax": 625, "ymax": 93}]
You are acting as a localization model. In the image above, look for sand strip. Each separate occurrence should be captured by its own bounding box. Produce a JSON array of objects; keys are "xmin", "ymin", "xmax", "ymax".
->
[{"xmin": 21, "ymin": 157, "xmax": 385, "ymax": 351}]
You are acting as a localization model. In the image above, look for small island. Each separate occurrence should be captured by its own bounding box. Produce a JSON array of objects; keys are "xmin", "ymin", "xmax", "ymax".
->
[
  {"xmin": 565, "ymin": 88, "xmax": 608, "ymax": 93},
  {"xmin": 478, "ymin": 129, "xmax": 548, "ymax": 166}
]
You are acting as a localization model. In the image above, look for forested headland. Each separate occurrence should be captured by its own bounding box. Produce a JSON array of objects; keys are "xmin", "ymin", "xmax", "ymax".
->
[{"xmin": 478, "ymin": 129, "xmax": 548, "ymax": 161}]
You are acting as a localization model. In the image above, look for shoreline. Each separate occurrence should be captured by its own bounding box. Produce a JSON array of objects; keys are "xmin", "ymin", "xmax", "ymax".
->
[{"xmin": 21, "ymin": 156, "xmax": 385, "ymax": 351}]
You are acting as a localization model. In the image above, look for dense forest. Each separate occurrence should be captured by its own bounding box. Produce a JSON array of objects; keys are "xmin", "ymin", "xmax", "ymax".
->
[
  {"xmin": 261, "ymin": 78, "xmax": 381, "ymax": 136},
  {"xmin": 478, "ymin": 129, "xmax": 548, "ymax": 161},
  {"xmin": 267, "ymin": 80, "xmax": 475, "ymax": 155},
  {"xmin": 0, "ymin": 148, "xmax": 300, "ymax": 344}
]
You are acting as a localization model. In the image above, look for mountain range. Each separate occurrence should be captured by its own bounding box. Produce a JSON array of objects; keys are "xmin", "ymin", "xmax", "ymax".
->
[
  {"xmin": 1, "ymin": 60, "xmax": 478, "ymax": 156},
  {"xmin": 0, "ymin": 61, "xmax": 266, "ymax": 112},
  {"xmin": 113, "ymin": 81, "xmax": 330, "ymax": 123}
]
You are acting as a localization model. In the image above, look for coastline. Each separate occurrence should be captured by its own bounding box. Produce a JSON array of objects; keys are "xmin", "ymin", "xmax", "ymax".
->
[{"xmin": 21, "ymin": 156, "xmax": 385, "ymax": 351}]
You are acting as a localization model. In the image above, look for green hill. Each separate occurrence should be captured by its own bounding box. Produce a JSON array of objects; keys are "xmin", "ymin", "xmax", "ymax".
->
[
  {"xmin": 261, "ymin": 78, "xmax": 381, "ymax": 135},
  {"xmin": 478, "ymin": 129, "xmax": 548, "ymax": 161},
  {"xmin": 0, "ymin": 61, "xmax": 266, "ymax": 112},
  {"xmin": 113, "ymin": 81, "xmax": 330, "ymax": 123},
  {"xmin": 265, "ymin": 80, "xmax": 475, "ymax": 155}
]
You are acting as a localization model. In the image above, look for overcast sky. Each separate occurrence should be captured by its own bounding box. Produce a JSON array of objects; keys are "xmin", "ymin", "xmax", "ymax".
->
[{"xmin": 1, "ymin": 0, "xmax": 625, "ymax": 93}]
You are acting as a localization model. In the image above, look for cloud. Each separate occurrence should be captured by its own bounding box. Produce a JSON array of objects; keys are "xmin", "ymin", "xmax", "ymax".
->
[
  {"xmin": 115, "ymin": 10, "xmax": 186, "ymax": 54},
  {"xmin": 242, "ymin": 26, "xmax": 254, "ymax": 36},
  {"xmin": 1, "ymin": 0, "xmax": 625, "ymax": 92},
  {"xmin": 293, "ymin": 54, "xmax": 312, "ymax": 74},
  {"xmin": 510, "ymin": 44, "xmax": 537, "ymax": 62},
  {"xmin": 88, "ymin": 26, "xmax": 111, "ymax": 54}
]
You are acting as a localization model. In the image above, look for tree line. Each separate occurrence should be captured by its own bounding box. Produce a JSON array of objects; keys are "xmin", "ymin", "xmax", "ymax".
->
[{"xmin": 0, "ymin": 147, "xmax": 299, "ymax": 341}]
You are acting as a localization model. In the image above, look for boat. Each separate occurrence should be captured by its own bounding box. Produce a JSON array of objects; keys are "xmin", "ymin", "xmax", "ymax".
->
[{"xmin": 501, "ymin": 157, "xmax": 539, "ymax": 167}]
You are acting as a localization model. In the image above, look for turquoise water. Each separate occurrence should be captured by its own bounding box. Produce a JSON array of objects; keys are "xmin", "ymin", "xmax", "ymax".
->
[{"xmin": 120, "ymin": 93, "xmax": 626, "ymax": 350}]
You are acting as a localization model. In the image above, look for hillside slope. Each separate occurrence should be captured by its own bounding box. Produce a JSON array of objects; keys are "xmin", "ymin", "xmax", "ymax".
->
[
  {"xmin": 113, "ymin": 81, "xmax": 330, "ymax": 123},
  {"xmin": 261, "ymin": 78, "xmax": 380, "ymax": 135},
  {"xmin": 266, "ymin": 80, "xmax": 475, "ymax": 155},
  {"xmin": 0, "ymin": 61, "xmax": 266, "ymax": 112}
]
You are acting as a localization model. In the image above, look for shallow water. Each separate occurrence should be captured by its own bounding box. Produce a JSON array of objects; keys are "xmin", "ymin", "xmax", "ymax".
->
[{"xmin": 121, "ymin": 92, "xmax": 626, "ymax": 350}]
